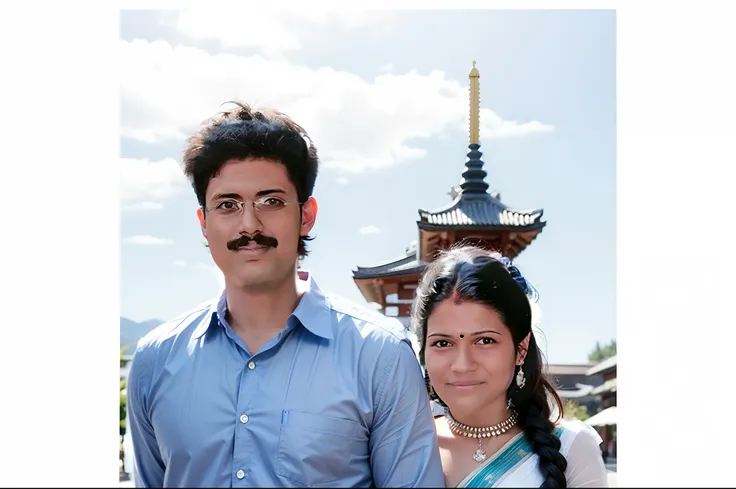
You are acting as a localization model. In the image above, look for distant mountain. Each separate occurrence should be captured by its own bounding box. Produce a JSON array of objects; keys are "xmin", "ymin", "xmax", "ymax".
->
[{"xmin": 120, "ymin": 317, "xmax": 163, "ymax": 353}]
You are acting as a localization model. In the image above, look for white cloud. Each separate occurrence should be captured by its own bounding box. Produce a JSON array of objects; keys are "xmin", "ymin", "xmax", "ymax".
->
[
  {"xmin": 359, "ymin": 225, "xmax": 382, "ymax": 235},
  {"xmin": 336, "ymin": 177, "xmax": 349, "ymax": 184},
  {"xmin": 379, "ymin": 62, "xmax": 394, "ymax": 73},
  {"xmin": 174, "ymin": 9, "xmax": 391, "ymax": 56},
  {"xmin": 122, "ymin": 201, "xmax": 165, "ymax": 212},
  {"xmin": 477, "ymin": 108, "xmax": 555, "ymax": 140},
  {"xmin": 123, "ymin": 235, "xmax": 174, "ymax": 246},
  {"xmin": 120, "ymin": 157, "xmax": 189, "ymax": 204},
  {"xmin": 173, "ymin": 260, "xmax": 187, "ymax": 267},
  {"xmin": 120, "ymin": 40, "xmax": 554, "ymax": 174}
]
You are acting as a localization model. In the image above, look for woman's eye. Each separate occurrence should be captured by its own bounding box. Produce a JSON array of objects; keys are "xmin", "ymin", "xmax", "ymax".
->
[
  {"xmin": 477, "ymin": 337, "xmax": 496, "ymax": 345},
  {"xmin": 431, "ymin": 340, "xmax": 450, "ymax": 348}
]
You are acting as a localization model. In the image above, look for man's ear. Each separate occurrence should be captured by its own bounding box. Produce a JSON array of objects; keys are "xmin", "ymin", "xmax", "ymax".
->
[
  {"xmin": 300, "ymin": 197, "xmax": 318, "ymax": 236},
  {"xmin": 197, "ymin": 207, "xmax": 207, "ymax": 238}
]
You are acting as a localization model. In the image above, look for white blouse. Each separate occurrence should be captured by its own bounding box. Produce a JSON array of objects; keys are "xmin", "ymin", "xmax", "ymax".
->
[{"xmin": 557, "ymin": 419, "xmax": 610, "ymax": 488}]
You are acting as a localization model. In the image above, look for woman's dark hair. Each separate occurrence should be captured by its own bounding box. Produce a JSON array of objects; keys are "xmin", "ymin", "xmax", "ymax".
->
[
  {"xmin": 183, "ymin": 101, "xmax": 318, "ymax": 259},
  {"xmin": 411, "ymin": 245, "xmax": 568, "ymax": 488}
]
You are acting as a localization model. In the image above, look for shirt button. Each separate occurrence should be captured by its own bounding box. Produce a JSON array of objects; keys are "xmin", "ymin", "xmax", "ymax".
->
[
  {"xmin": 240, "ymin": 414, "xmax": 249, "ymax": 424},
  {"xmin": 248, "ymin": 361, "xmax": 256, "ymax": 370},
  {"xmin": 236, "ymin": 469, "xmax": 245, "ymax": 479}
]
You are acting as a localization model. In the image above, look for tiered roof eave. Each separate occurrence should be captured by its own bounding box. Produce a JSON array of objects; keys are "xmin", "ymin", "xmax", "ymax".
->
[{"xmin": 416, "ymin": 191, "xmax": 546, "ymax": 232}]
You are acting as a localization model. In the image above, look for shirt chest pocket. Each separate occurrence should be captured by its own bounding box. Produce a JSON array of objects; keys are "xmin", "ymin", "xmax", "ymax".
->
[{"xmin": 276, "ymin": 410, "xmax": 370, "ymax": 486}]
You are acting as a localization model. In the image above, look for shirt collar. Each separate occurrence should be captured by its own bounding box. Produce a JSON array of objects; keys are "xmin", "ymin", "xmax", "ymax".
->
[
  {"xmin": 291, "ymin": 272, "xmax": 333, "ymax": 340},
  {"xmin": 192, "ymin": 295, "xmax": 222, "ymax": 339},
  {"xmin": 192, "ymin": 270, "xmax": 333, "ymax": 340}
]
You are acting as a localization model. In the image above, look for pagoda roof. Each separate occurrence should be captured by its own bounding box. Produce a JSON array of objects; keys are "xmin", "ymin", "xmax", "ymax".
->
[
  {"xmin": 352, "ymin": 62, "xmax": 547, "ymax": 300},
  {"xmin": 417, "ymin": 144, "xmax": 546, "ymax": 232},
  {"xmin": 353, "ymin": 249, "xmax": 427, "ymax": 280},
  {"xmin": 417, "ymin": 192, "xmax": 545, "ymax": 231}
]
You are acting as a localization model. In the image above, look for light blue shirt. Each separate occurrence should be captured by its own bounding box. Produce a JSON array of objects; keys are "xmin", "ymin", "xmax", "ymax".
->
[{"xmin": 127, "ymin": 274, "xmax": 444, "ymax": 488}]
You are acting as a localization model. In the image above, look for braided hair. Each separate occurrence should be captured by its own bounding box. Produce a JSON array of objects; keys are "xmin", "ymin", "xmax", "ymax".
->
[{"xmin": 412, "ymin": 245, "xmax": 568, "ymax": 488}]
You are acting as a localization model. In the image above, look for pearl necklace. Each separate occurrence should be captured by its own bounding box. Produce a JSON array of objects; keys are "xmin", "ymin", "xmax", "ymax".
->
[{"xmin": 445, "ymin": 409, "xmax": 518, "ymax": 463}]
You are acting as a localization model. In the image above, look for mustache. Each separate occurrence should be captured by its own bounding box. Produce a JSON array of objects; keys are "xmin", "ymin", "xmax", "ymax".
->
[{"xmin": 226, "ymin": 233, "xmax": 279, "ymax": 251}]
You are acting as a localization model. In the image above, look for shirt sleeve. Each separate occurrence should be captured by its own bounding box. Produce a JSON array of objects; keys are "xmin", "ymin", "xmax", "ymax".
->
[
  {"xmin": 369, "ymin": 340, "xmax": 446, "ymax": 488},
  {"xmin": 564, "ymin": 424, "xmax": 609, "ymax": 488},
  {"xmin": 127, "ymin": 347, "xmax": 166, "ymax": 488}
]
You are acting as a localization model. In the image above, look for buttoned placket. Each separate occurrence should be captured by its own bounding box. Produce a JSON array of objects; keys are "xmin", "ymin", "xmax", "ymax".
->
[{"xmin": 230, "ymin": 323, "xmax": 298, "ymax": 486}]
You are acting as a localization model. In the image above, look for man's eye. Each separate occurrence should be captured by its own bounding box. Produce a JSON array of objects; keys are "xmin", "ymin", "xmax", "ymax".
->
[
  {"xmin": 216, "ymin": 201, "xmax": 239, "ymax": 210},
  {"xmin": 260, "ymin": 198, "xmax": 286, "ymax": 208}
]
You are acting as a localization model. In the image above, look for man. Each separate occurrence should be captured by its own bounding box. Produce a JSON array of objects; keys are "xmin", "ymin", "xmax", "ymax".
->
[{"xmin": 126, "ymin": 102, "xmax": 444, "ymax": 488}]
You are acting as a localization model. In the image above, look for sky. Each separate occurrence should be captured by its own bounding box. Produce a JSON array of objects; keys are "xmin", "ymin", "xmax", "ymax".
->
[{"xmin": 119, "ymin": 9, "xmax": 616, "ymax": 364}]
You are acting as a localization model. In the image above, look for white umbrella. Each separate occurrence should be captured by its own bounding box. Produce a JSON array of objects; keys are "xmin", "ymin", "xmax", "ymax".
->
[{"xmin": 585, "ymin": 406, "xmax": 617, "ymax": 427}]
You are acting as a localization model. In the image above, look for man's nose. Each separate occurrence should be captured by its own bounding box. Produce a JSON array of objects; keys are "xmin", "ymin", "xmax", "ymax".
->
[{"xmin": 238, "ymin": 202, "xmax": 263, "ymax": 235}]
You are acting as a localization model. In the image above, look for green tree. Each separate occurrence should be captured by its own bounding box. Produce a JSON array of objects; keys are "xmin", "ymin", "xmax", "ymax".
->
[
  {"xmin": 120, "ymin": 378, "xmax": 127, "ymax": 436},
  {"xmin": 120, "ymin": 346, "xmax": 129, "ymax": 437},
  {"xmin": 563, "ymin": 400, "xmax": 589, "ymax": 421},
  {"xmin": 587, "ymin": 339, "xmax": 616, "ymax": 363},
  {"xmin": 120, "ymin": 346, "xmax": 130, "ymax": 473}
]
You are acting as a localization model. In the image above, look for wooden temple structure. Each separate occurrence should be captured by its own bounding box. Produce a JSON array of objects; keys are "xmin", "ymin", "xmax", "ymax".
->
[{"xmin": 352, "ymin": 62, "xmax": 547, "ymax": 326}]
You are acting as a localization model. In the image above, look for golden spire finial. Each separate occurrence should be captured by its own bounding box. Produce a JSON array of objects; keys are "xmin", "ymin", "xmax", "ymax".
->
[{"xmin": 469, "ymin": 61, "xmax": 480, "ymax": 144}]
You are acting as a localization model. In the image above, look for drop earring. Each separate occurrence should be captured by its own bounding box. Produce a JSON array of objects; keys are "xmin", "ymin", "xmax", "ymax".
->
[{"xmin": 516, "ymin": 361, "xmax": 526, "ymax": 389}]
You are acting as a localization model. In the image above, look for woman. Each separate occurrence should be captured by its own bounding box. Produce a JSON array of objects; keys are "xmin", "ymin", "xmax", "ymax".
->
[{"xmin": 412, "ymin": 246, "xmax": 608, "ymax": 488}]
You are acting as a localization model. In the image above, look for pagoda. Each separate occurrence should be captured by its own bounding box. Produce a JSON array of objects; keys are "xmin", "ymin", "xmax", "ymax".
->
[{"xmin": 352, "ymin": 62, "xmax": 547, "ymax": 325}]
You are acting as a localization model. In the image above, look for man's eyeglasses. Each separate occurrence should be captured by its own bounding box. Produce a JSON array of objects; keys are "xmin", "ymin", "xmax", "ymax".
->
[{"xmin": 204, "ymin": 196, "xmax": 302, "ymax": 217}]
